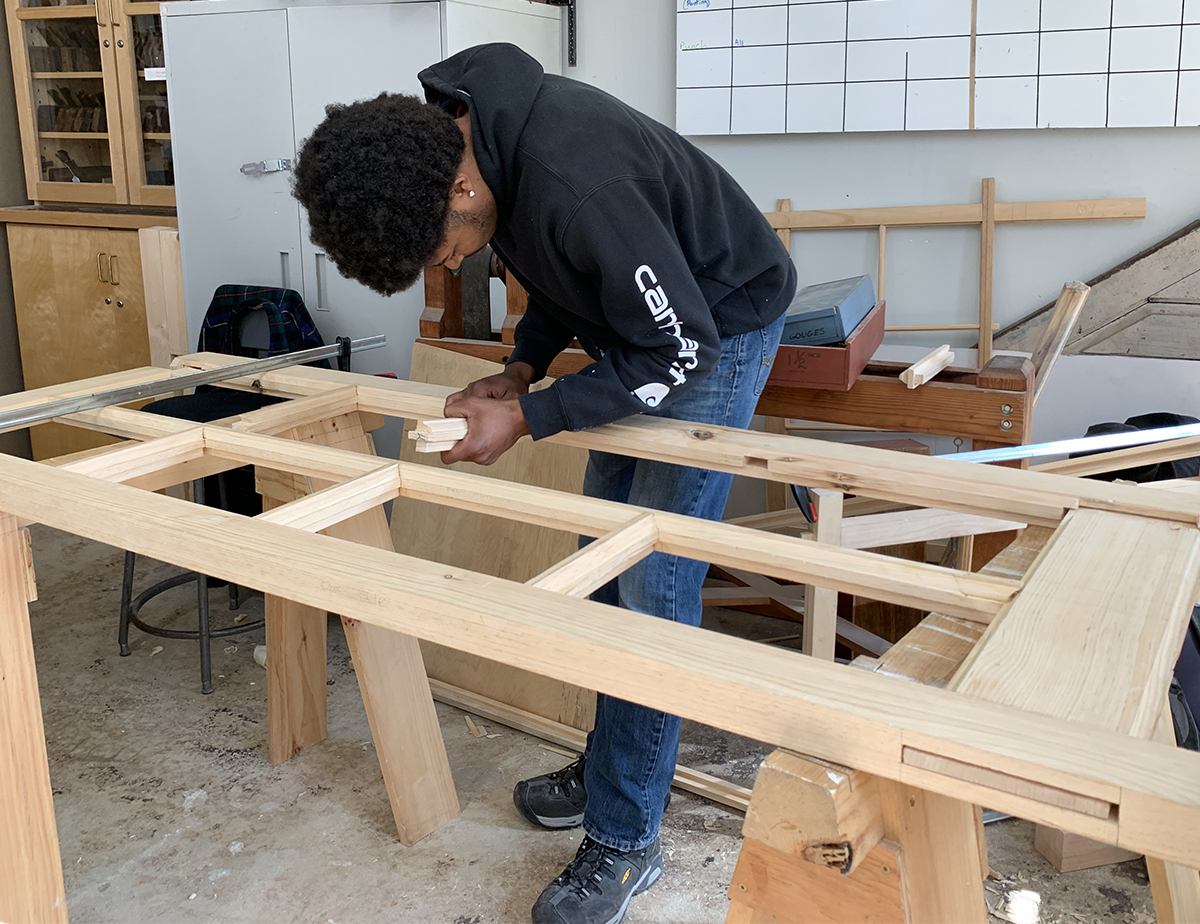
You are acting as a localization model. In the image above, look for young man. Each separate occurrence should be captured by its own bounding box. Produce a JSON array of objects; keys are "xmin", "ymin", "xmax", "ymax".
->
[{"xmin": 293, "ymin": 43, "xmax": 795, "ymax": 924}]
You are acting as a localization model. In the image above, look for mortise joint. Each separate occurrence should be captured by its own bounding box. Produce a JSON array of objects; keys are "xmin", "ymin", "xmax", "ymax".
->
[{"xmin": 803, "ymin": 841, "xmax": 853, "ymax": 874}]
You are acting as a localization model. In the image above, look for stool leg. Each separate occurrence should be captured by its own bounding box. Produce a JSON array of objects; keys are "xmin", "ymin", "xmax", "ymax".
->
[
  {"xmin": 198, "ymin": 572, "xmax": 213, "ymax": 694},
  {"xmin": 194, "ymin": 478, "xmax": 214, "ymax": 694},
  {"xmin": 119, "ymin": 550, "xmax": 135, "ymax": 656}
]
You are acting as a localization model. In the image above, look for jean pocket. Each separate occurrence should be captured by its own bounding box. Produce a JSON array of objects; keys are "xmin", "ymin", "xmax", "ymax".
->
[{"xmin": 753, "ymin": 317, "xmax": 785, "ymax": 397}]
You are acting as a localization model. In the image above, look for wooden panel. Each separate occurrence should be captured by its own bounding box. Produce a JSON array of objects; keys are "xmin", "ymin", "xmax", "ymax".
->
[
  {"xmin": 138, "ymin": 227, "xmax": 187, "ymax": 367},
  {"xmin": 951, "ymin": 509, "xmax": 1200, "ymax": 739},
  {"xmin": 0, "ymin": 513, "xmax": 67, "ymax": 923},
  {"xmin": 392, "ymin": 343, "xmax": 595, "ymax": 731},
  {"xmin": 730, "ymin": 836, "xmax": 905, "ymax": 924}
]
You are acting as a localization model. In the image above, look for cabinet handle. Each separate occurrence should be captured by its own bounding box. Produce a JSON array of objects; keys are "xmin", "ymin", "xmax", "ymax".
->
[
  {"xmin": 109, "ymin": 254, "xmax": 120, "ymax": 286},
  {"xmin": 95, "ymin": 0, "xmax": 108, "ymax": 27},
  {"xmin": 97, "ymin": 252, "xmax": 108, "ymax": 283},
  {"xmin": 315, "ymin": 252, "xmax": 330, "ymax": 311},
  {"xmin": 110, "ymin": 0, "xmax": 120, "ymax": 27}
]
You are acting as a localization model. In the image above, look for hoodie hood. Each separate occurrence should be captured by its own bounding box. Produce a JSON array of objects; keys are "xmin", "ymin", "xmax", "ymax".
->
[{"xmin": 419, "ymin": 43, "xmax": 545, "ymax": 212}]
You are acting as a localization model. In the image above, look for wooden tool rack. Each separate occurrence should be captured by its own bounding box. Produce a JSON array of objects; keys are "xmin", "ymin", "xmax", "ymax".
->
[{"xmin": 3, "ymin": 356, "xmax": 1200, "ymax": 922}]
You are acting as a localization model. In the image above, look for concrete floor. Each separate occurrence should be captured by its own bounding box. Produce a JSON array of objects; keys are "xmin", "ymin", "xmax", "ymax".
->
[{"xmin": 25, "ymin": 523, "xmax": 1159, "ymax": 923}]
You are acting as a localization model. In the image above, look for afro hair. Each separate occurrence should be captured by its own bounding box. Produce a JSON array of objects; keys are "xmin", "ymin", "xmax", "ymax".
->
[{"xmin": 292, "ymin": 93, "xmax": 465, "ymax": 296}]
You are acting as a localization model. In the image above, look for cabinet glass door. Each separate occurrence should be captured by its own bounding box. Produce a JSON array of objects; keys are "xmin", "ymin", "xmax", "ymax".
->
[
  {"xmin": 13, "ymin": 4, "xmax": 129, "ymax": 203},
  {"xmin": 114, "ymin": 4, "xmax": 174, "ymax": 206}
]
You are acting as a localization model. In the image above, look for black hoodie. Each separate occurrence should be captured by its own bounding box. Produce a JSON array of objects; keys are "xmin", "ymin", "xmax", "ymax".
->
[{"xmin": 420, "ymin": 44, "xmax": 796, "ymax": 440}]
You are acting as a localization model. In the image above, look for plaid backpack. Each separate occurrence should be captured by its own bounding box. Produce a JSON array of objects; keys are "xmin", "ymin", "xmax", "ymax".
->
[{"xmin": 197, "ymin": 285, "xmax": 326, "ymax": 359}]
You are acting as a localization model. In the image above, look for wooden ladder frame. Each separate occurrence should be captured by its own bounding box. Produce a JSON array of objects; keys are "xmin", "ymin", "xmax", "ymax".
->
[{"xmin": 2, "ymin": 354, "xmax": 1199, "ymax": 922}]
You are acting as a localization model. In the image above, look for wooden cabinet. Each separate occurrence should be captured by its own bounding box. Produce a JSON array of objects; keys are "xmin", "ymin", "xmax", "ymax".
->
[
  {"xmin": 8, "ymin": 221, "xmax": 150, "ymax": 460},
  {"xmin": 5, "ymin": 0, "xmax": 181, "ymax": 206}
]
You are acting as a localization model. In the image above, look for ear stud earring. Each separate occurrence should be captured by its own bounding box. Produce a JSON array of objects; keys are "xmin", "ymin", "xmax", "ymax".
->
[{"xmin": 469, "ymin": 190, "xmax": 475, "ymax": 197}]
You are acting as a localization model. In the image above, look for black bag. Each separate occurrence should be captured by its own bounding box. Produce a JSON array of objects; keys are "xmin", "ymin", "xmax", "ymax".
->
[
  {"xmin": 1173, "ymin": 606, "xmax": 1200, "ymax": 750},
  {"xmin": 1071, "ymin": 412, "xmax": 1200, "ymax": 483}
]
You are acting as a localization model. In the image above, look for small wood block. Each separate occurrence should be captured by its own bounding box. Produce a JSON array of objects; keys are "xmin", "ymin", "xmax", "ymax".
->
[
  {"xmin": 743, "ymin": 749, "xmax": 884, "ymax": 875},
  {"xmin": 1035, "ymin": 824, "xmax": 1140, "ymax": 873},
  {"xmin": 408, "ymin": 417, "xmax": 469, "ymax": 452},
  {"xmin": 976, "ymin": 354, "xmax": 1035, "ymax": 392},
  {"xmin": 900, "ymin": 345, "xmax": 953, "ymax": 389},
  {"xmin": 729, "ymin": 836, "xmax": 905, "ymax": 924},
  {"xmin": 20, "ymin": 527, "xmax": 36, "ymax": 603}
]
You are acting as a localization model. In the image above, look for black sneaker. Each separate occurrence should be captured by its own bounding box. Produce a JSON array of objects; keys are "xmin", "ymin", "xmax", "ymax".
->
[
  {"xmin": 531, "ymin": 835, "xmax": 663, "ymax": 924},
  {"xmin": 514, "ymin": 756, "xmax": 589, "ymax": 829}
]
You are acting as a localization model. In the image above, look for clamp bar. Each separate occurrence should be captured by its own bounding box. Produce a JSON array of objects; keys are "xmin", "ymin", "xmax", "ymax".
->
[
  {"xmin": 0, "ymin": 335, "xmax": 386, "ymax": 435},
  {"xmin": 942, "ymin": 421, "xmax": 1200, "ymax": 465}
]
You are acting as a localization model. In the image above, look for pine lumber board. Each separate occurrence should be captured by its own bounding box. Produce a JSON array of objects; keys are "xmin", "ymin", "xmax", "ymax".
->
[
  {"xmin": 262, "ymin": 492, "xmax": 329, "ymax": 766},
  {"xmin": 804, "ymin": 489, "xmax": 842, "ymax": 659},
  {"xmin": 1029, "ymin": 281, "xmax": 1090, "ymax": 407},
  {"xmin": 729, "ymin": 836, "xmax": 905, "ymax": 924},
  {"xmin": 980, "ymin": 178, "xmax": 997, "ymax": 366},
  {"xmin": 950, "ymin": 509, "xmax": 1200, "ymax": 740},
  {"xmin": 837, "ymin": 507, "xmax": 1025, "ymax": 550},
  {"xmin": 425, "ymin": 679, "xmax": 751, "ymax": 812},
  {"xmin": 8, "ymin": 457, "xmax": 1200, "ymax": 862},
  {"xmin": 256, "ymin": 465, "xmax": 402, "ymax": 533},
  {"xmin": 0, "ymin": 514, "xmax": 68, "ymax": 923},
  {"xmin": 762, "ymin": 197, "xmax": 1144, "ymax": 231},
  {"xmin": 228, "ymin": 386, "xmax": 360, "ymax": 435},
  {"xmin": 58, "ymin": 427, "xmax": 205, "ymax": 483},
  {"xmin": 152, "ymin": 355, "xmax": 1200, "ymax": 528},
  {"xmin": 528, "ymin": 514, "xmax": 658, "ymax": 598}
]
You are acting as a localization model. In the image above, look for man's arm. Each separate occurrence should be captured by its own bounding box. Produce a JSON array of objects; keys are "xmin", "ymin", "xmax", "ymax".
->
[{"xmin": 516, "ymin": 179, "xmax": 722, "ymax": 440}]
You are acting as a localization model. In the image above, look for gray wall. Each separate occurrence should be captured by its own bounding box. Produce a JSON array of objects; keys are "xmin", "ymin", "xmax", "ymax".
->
[
  {"xmin": 0, "ymin": 20, "xmax": 31, "ymax": 459},
  {"xmin": 569, "ymin": 2, "xmax": 1200, "ymax": 351}
]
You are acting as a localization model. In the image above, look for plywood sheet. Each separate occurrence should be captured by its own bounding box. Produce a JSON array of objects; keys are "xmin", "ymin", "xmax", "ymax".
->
[{"xmin": 392, "ymin": 343, "xmax": 594, "ymax": 729}]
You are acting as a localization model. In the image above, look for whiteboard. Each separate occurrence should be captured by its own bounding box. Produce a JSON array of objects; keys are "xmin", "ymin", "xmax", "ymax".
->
[{"xmin": 677, "ymin": 0, "xmax": 1200, "ymax": 134}]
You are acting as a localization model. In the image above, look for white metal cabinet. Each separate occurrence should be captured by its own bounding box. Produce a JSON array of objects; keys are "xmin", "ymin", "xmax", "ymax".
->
[
  {"xmin": 163, "ymin": 0, "xmax": 562, "ymax": 385},
  {"xmin": 164, "ymin": 6, "xmax": 302, "ymax": 333},
  {"xmin": 286, "ymin": 2, "xmax": 442, "ymax": 385}
]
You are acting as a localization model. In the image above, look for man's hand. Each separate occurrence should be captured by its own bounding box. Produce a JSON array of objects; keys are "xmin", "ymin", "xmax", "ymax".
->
[
  {"xmin": 440, "ymin": 394, "xmax": 531, "ymax": 466},
  {"xmin": 445, "ymin": 361, "xmax": 536, "ymax": 407}
]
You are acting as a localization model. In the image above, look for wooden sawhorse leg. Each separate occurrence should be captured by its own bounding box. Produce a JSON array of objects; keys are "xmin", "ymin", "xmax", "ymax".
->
[
  {"xmin": 0, "ymin": 512, "xmax": 68, "ymax": 922},
  {"xmin": 260, "ymin": 413, "xmax": 460, "ymax": 845},
  {"xmin": 1147, "ymin": 701, "xmax": 1200, "ymax": 923},
  {"xmin": 727, "ymin": 749, "xmax": 985, "ymax": 923}
]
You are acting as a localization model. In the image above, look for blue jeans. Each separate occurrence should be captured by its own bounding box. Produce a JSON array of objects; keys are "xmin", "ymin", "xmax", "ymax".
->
[{"xmin": 580, "ymin": 312, "xmax": 785, "ymax": 851}]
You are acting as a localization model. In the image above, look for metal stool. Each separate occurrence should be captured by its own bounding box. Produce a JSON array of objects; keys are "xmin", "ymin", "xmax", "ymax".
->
[{"xmin": 118, "ymin": 473, "xmax": 264, "ymax": 694}]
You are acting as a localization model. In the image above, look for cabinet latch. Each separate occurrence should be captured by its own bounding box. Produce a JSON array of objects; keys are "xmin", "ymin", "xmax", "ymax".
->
[{"xmin": 240, "ymin": 159, "xmax": 292, "ymax": 177}]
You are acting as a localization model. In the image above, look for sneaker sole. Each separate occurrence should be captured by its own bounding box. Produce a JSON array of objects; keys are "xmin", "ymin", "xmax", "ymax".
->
[{"xmin": 513, "ymin": 790, "xmax": 584, "ymax": 829}]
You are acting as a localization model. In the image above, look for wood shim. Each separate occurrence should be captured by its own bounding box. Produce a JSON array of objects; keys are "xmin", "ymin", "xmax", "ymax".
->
[
  {"xmin": 408, "ymin": 417, "xmax": 469, "ymax": 453},
  {"xmin": 900, "ymin": 345, "xmax": 954, "ymax": 389}
]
